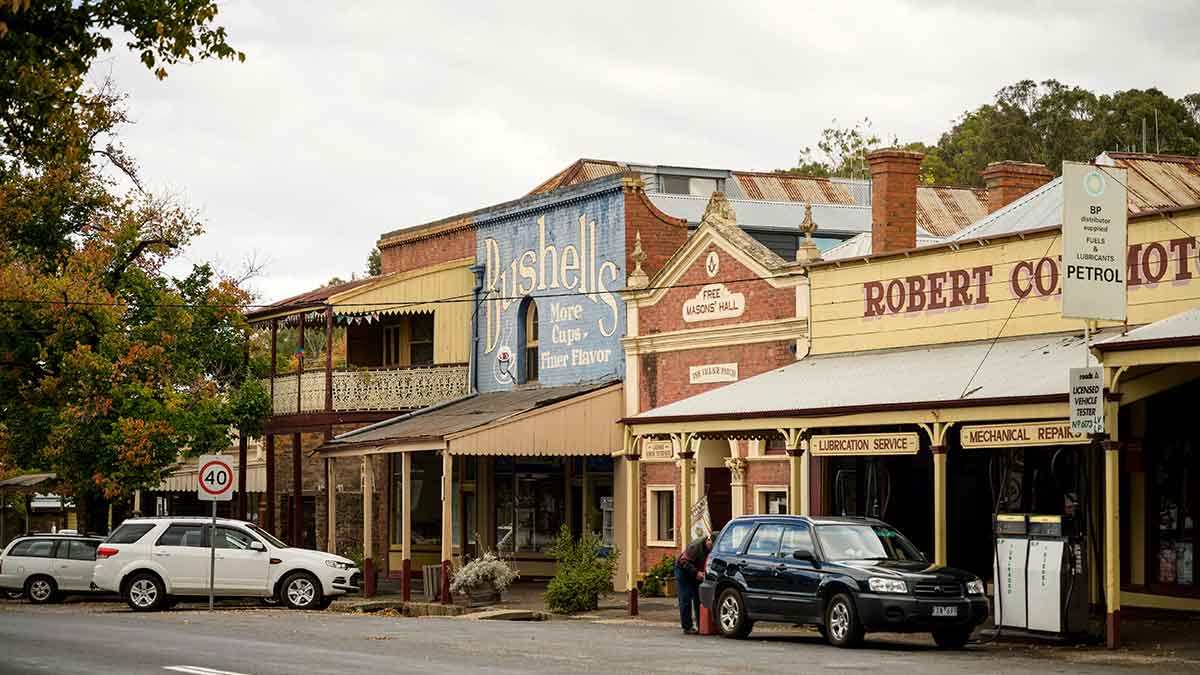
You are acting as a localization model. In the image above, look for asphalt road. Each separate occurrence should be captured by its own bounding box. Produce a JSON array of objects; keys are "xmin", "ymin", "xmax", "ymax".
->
[{"xmin": 0, "ymin": 600, "xmax": 1186, "ymax": 674}]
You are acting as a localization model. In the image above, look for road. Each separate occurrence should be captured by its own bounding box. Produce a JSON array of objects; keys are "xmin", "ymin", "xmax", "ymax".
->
[{"xmin": 0, "ymin": 600, "xmax": 1188, "ymax": 674}]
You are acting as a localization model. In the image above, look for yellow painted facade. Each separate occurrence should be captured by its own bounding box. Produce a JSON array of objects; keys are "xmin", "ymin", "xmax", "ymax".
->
[
  {"xmin": 810, "ymin": 210, "xmax": 1200, "ymax": 354},
  {"xmin": 329, "ymin": 258, "xmax": 475, "ymax": 365}
]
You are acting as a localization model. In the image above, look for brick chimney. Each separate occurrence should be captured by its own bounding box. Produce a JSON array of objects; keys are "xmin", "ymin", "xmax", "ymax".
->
[
  {"xmin": 868, "ymin": 148, "xmax": 924, "ymax": 255},
  {"xmin": 981, "ymin": 161, "xmax": 1054, "ymax": 214}
]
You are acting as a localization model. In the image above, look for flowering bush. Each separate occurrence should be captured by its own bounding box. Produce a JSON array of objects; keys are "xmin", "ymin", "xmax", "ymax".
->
[{"xmin": 450, "ymin": 552, "xmax": 519, "ymax": 595}]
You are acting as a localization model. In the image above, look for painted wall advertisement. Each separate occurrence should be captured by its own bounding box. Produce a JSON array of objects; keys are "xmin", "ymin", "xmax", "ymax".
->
[
  {"xmin": 477, "ymin": 191, "xmax": 625, "ymax": 391},
  {"xmin": 1061, "ymin": 162, "xmax": 1128, "ymax": 321}
]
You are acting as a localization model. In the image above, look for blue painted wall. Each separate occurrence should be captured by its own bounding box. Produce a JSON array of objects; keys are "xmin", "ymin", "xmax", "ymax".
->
[{"xmin": 475, "ymin": 181, "xmax": 626, "ymax": 392}]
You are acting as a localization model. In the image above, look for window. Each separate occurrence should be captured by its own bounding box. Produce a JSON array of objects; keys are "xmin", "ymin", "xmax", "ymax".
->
[
  {"xmin": 495, "ymin": 459, "xmax": 563, "ymax": 555},
  {"xmin": 646, "ymin": 486, "xmax": 676, "ymax": 546},
  {"xmin": 157, "ymin": 524, "xmax": 206, "ymax": 547},
  {"xmin": 715, "ymin": 521, "xmax": 753, "ymax": 556},
  {"xmin": 105, "ymin": 523, "xmax": 155, "ymax": 544},
  {"xmin": 659, "ymin": 175, "xmax": 720, "ymax": 196},
  {"xmin": 780, "ymin": 525, "xmax": 814, "ymax": 559},
  {"xmin": 62, "ymin": 540, "xmax": 100, "ymax": 561},
  {"xmin": 8, "ymin": 539, "xmax": 57, "ymax": 558},
  {"xmin": 523, "ymin": 301, "xmax": 539, "ymax": 383},
  {"xmin": 214, "ymin": 527, "xmax": 259, "ymax": 550},
  {"xmin": 746, "ymin": 523, "xmax": 784, "ymax": 557},
  {"xmin": 383, "ymin": 324, "xmax": 403, "ymax": 366},
  {"xmin": 757, "ymin": 489, "xmax": 788, "ymax": 515},
  {"xmin": 409, "ymin": 314, "xmax": 435, "ymax": 366}
]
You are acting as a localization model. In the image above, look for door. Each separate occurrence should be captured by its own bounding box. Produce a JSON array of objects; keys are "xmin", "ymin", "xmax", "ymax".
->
[
  {"xmin": 55, "ymin": 540, "xmax": 100, "ymax": 591},
  {"xmin": 740, "ymin": 523, "xmax": 784, "ymax": 616},
  {"xmin": 153, "ymin": 523, "xmax": 210, "ymax": 591},
  {"xmin": 704, "ymin": 468, "xmax": 733, "ymax": 533},
  {"xmin": 213, "ymin": 527, "xmax": 271, "ymax": 595},
  {"xmin": 777, "ymin": 525, "xmax": 821, "ymax": 621}
]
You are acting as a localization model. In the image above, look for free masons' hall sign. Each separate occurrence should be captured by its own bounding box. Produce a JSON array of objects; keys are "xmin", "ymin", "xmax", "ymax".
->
[{"xmin": 478, "ymin": 196, "xmax": 625, "ymax": 390}]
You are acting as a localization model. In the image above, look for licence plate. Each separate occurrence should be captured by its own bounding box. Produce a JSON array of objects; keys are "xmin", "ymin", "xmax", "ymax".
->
[{"xmin": 932, "ymin": 606, "xmax": 958, "ymax": 617}]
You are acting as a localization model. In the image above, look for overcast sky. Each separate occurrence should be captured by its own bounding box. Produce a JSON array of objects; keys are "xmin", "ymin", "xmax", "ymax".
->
[{"xmin": 96, "ymin": 0, "xmax": 1200, "ymax": 303}]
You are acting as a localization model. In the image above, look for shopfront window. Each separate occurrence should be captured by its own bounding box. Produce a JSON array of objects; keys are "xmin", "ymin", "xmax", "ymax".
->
[
  {"xmin": 757, "ymin": 489, "xmax": 788, "ymax": 515},
  {"xmin": 494, "ymin": 458, "xmax": 564, "ymax": 555},
  {"xmin": 1153, "ymin": 440, "xmax": 1195, "ymax": 586},
  {"xmin": 390, "ymin": 452, "xmax": 444, "ymax": 548}
]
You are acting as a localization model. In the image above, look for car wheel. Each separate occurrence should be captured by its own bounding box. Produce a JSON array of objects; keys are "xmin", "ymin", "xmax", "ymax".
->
[
  {"xmin": 824, "ymin": 592, "xmax": 864, "ymax": 648},
  {"xmin": 25, "ymin": 576, "xmax": 58, "ymax": 605},
  {"xmin": 124, "ymin": 573, "xmax": 166, "ymax": 612},
  {"xmin": 282, "ymin": 572, "xmax": 323, "ymax": 610},
  {"xmin": 932, "ymin": 626, "xmax": 972, "ymax": 649},
  {"xmin": 715, "ymin": 587, "xmax": 752, "ymax": 639}
]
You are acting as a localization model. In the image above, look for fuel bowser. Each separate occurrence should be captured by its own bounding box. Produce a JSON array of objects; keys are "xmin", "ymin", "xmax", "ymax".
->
[{"xmin": 992, "ymin": 513, "xmax": 1088, "ymax": 637}]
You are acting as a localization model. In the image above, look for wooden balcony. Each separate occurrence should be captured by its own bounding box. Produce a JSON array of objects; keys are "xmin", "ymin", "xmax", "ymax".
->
[{"xmin": 268, "ymin": 364, "xmax": 469, "ymax": 416}]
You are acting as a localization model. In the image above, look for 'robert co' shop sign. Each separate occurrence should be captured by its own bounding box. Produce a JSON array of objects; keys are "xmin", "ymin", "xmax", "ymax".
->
[
  {"xmin": 477, "ymin": 189, "xmax": 625, "ymax": 391},
  {"xmin": 1061, "ymin": 162, "xmax": 1128, "ymax": 322}
]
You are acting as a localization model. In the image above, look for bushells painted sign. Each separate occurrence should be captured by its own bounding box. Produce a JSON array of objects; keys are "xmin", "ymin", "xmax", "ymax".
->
[{"xmin": 1062, "ymin": 162, "xmax": 1128, "ymax": 322}]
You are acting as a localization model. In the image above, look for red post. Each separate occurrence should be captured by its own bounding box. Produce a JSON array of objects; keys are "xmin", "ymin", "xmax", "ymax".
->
[
  {"xmin": 364, "ymin": 557, "xmax": 376, "ymax": 598},
  {"xmin": 296, "ymin": 313, "xmax": 305, "ymax": 413},
  {"xmin": 401, "ymin": 558, "xmax": 411, "ymax": 602},
  {"xmin": 441, "ymin": 559, "xmax": 452, "ymax": 604},
  {"xmin": 628, "ymin": 587, "xmax": 639, "ymax": 616}
]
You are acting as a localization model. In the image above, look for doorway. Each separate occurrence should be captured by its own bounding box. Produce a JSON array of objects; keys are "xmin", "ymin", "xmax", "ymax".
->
[{"xmin": 704, "ymin": 467, "xmax": 733, "ymax": 533}]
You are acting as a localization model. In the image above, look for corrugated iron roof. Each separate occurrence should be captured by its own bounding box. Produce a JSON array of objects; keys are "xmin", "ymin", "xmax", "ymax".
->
[
  {"xmin": 630, "ymin": 330, "xmax": 1105, "ymax": 422},
  {"xmin": 946, "ymin": 177, "xmax": 1064, "ymax": 242},
  {"xmin": 917, "ymin": 186, "xmax": 990, "ymax": 236},
  {"xmin": 731, "ymin": 172, "xmax": 857, "ymax": 204},
  {"xmin": 821, "ymin": 231, "xmax": 945, "ymax": 261},
  {"xmin": 527, "ymin": 159, "xmax": 627, "ymax": 196},
  {"xmin": 246, "ymin": 275, "xmax": 384, "ymax": 322},
  {"xmin": 1102, "ymin": 152, "xmax": 1200, "ymax": 214},
  {"xmin": 321, "ymin": 382, "xmax": 615, "ymax": 448},
  {"xmin": 1095, "ymin": 307, "xmax": 1200, "ymax": 350},
  {"xmin": 647, "ymin": 193, "xmax": 873, "ymax": 235}
]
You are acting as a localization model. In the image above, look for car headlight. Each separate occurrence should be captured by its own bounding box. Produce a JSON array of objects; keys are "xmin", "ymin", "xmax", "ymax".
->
[
  {"xmin": 867, "ymin": 577, "xmax": 908, "ymax": 594},
  {"xmin": 966, "ymin": 579, "xmax": 985, "ymax": 595},
  {"xmin": 325, "ymin": 560, "xmax": 351, "ymax": 570}
]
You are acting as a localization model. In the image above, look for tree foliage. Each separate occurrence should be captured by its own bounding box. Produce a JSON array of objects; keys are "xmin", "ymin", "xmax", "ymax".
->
[
  {"xmin": 0, "ymin": 0, "xmax": 261, "ymax": 530},
  {"xmin": 366, "ymin": 247, "xmax": 382, "ymax": 277},
  {"xmin": 784, "ymin": 81, "xmax": 1200, "ymax": 187}
]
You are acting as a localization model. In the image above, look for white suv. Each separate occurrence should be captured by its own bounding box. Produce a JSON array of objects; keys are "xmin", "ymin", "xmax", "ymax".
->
[
  {"xmin": 92, "ymin": 517, "xmax": 360, "ymax": 612},
  {"xmin": 0, "ymin": 534, "xmax": 105, "ymax": 603}
]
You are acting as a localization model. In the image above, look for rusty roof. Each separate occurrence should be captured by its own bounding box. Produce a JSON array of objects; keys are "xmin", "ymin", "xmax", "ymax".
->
[
  {"xmin": 245, "ymin": 275, "xmax": 382, "ymax": 322},
  {"xmin": 916, "ymin": 186, "xmax": 991, "ymax": 236},
  {"xmin": 527, "ymin": 159, "xmax": 627, "ymax": 196},
  {"xmin": 731, "ymin": 171, "xmax": 857, "ymax": 204},
  {"xmin": 1104, "ymin": 152, "xmax": 1200, "ymax": 214}
]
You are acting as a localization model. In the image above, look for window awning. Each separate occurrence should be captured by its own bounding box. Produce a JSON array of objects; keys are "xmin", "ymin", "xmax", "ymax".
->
[
  {"xmin": 154, "ymin": 459, "xmax": 265, "ymax": 493},
  {"xmin": 446, "ymin": 383, "xmax": 622, "ymax": 456}
]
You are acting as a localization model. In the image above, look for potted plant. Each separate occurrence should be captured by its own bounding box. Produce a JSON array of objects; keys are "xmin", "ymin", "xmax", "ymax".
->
[
  {"xmin": 450, "ymin": 551, "xmax": 519, "ymax": 607},
  {"xmin": 638, "ymin": 555, "xmax": 676, "ymax": 597}
]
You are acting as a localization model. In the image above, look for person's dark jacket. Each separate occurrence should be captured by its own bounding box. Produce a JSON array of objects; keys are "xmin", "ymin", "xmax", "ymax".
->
[{"xmin": 676, "ymin": 536, "xmax": 710, "ymax": 579}]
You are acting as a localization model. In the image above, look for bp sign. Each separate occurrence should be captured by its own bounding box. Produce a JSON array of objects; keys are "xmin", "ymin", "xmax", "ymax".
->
[
  {"xmin": 1061, "ymin": 161, "xmax": 1128, "ymax": 321},
  {"xmin": 197, "ymin": 455, "xmax": 235, "ymax": 502}
]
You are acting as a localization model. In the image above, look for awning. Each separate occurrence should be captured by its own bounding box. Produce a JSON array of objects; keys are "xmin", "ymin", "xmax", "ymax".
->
[
  {"xmin": 628, "ymin": 330, "xmax": 1107, "ymax": 424},
  {"xmin": 328, "ymin": 258, "xmax": 475, "ymax": 317},
  {"xmin": 319, "ymin": 382, "xmax": 618, "ymax": 457},
  {"xmin": 1094, "ymin": 308, "xmax": 1200, "ymax": 353},
  {"xmin": 0, "ymin": 473, "xmax": 58, "ymax": 494},
  {"xmin": 446, "ymin": 383, "xmax": 622, "ymax": 456},
  {"xmin": 154, "ymin": 459, "xmax": 266, "ymax": 493}
]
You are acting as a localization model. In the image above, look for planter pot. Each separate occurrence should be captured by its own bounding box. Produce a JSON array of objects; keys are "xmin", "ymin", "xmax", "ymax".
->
[
  {"xmin": 663, "ymin": 578, "xmax": 676, "ymax": 597},
  {"xmin": 455, "ymin": 582, "xmax": 502, "ymax": 608}
]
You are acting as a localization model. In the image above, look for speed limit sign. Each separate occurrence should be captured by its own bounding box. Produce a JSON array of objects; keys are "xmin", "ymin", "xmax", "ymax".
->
[{"xmin": 197, "ymin": 455, "xmax": 235, "ymax": 502}]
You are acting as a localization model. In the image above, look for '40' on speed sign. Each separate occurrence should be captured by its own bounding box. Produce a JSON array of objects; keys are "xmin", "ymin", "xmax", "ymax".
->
[{"xmin": 197, "ymin": 455, "xmax": 236, "ymax": 502}]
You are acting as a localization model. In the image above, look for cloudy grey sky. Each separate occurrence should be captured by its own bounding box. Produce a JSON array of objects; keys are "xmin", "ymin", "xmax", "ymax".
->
[{"xmin": 97, "ymin": 0, "xmax": 1200, "ymax": 303}]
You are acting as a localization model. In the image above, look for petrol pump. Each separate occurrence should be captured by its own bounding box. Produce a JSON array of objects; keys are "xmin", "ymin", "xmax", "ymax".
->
[
  {"xmin": 1026, "ymin": 514, "xmax": 1088, "ymax": 636},
  {"xmin": 993, "ymin": 513, "xmax": 1029, "ymax": 629}
]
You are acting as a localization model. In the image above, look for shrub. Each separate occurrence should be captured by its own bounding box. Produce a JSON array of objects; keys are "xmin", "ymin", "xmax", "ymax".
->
[
  {"xmin": 543, "ymin": 525, "xmax": 619, "ymax": 614},
  {"xmin": 639, "ymin": 554, "xmax": 676, "ymax": 597},
  {"xmin": 450, "ymin": 551, "xmax": 519, "ymax": 595}
]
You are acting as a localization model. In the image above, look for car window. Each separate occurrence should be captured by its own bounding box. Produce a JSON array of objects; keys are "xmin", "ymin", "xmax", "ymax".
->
[
  {"xmin": 779, "ymin": 525, "xmax": 814, "ymax": 558},
  {"xmin": 715, "ymin": 522, "xmax": 753, "ymax": 556},
  {"xmin": 106, "ymin": 523, "xmax": 155, "ymax": 544},
  {"xmin": 746, "ymin": 523, "xmax": 784, "ymax": 557},
  {"xmin": 63, "ymin": 540, "xmax": 100, "ymax": 561},
  {"xmin": 214, "ymin": 527, "xmax": 259, "ymax": 550},
  {"xmin": 815, "ymin": 524, "xmax": 924, "ymax": 562},
  {"xmin": 8, "ymin": 539, "xmax": 57, "ymax": 558},
  {"xmin": 156, "ymin": 524, "xmax": 207, "ymax": 547}
]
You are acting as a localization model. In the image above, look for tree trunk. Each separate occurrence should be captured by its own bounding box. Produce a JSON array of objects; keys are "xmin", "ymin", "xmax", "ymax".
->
[{"xmin": 75, "ymin": 492, "xmax": 110, "ymax": 536}]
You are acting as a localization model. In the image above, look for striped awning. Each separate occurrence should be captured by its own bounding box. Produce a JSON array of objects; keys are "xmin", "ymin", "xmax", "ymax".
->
[{"xmin": 156, "ymin": 459, "xmax": 266, "ymax": 493}]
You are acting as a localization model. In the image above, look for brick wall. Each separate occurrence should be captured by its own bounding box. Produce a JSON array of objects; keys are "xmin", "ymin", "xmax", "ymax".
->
[
  {"xmin": 868, "ymin": 149, "xmax": 924, "ymax": 255},
  {"xmin": 744, "ymin": 460, "xmax": 789, "ymax": 514},
  {"xmin": 640, "ymin": 340, "xmax": 792, "ymax": 413},
  {"xmin": 639, "ymin": 461, "xmax": 680, "ymax": 571},
  {"xmin": 623, "ymin": 181, "xmax": 688, "ymax": 282},
  {"xmin": 379, "ymin": 225, "xmax": 475, "ymax": 274}
]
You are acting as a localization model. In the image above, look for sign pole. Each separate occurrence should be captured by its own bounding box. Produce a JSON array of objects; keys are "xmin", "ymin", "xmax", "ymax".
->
[{"xmin": 209, "ymin": 500, "xmax": 216, "ymax": 611}]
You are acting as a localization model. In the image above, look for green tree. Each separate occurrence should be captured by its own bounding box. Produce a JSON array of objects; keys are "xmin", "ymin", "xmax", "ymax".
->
[
  {"xmin": 366, "ymin": 247, "xmax": 382, "ymax": 276},
  {"xmin": 0, "ymin": 1, "xmax": 260, "ymax": 533}
]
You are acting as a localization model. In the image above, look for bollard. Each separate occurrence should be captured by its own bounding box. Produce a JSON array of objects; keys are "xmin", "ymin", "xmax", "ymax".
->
[{"xmin": 699, "ymin": 603, "xmax": 717, "ymax": 635}]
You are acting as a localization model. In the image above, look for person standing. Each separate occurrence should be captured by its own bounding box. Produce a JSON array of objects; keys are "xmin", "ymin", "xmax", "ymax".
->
[{"xmin": 674, "ymin": 532, "xmax": 713, "ymax": 634}]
